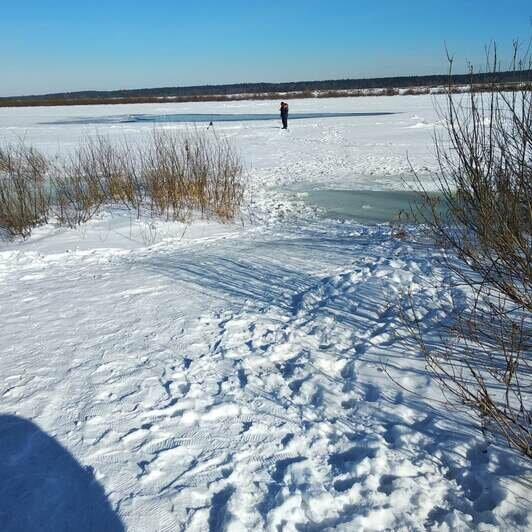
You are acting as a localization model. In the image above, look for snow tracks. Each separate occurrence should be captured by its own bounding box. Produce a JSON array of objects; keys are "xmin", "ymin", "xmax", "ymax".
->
[{"xmin": 1, "ymin": 221, "xmax": 530, "ymax": 531}]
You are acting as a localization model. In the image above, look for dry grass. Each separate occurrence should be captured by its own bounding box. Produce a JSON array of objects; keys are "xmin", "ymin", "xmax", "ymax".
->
[
  {"xmin": 0, "ymin": 130, "xmax": 245, "ymax": 237},
  {"xmin": 142, "ymin": 131, "xmax": 244, "ymax": 222},
  {"xmin": 0, "ymin": 142, "xmax": 50, "ymax": 237}
]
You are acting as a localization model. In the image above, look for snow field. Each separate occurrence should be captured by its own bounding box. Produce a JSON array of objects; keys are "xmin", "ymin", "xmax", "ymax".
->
[{"xmin": 0, "ymin": 96, "xmax": 530, "ymax": 531}]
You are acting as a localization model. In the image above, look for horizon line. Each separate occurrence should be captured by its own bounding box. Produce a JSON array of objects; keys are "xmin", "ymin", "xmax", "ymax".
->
[{"xmin": 2, "ymin": 67, "xmax": 518, "ymax": 100}]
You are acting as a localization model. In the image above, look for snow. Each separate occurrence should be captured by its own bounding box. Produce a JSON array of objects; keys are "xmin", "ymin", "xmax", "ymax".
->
[{"xmin": 0, "ymin": 96, "xmax": 530, "ymax": 531}]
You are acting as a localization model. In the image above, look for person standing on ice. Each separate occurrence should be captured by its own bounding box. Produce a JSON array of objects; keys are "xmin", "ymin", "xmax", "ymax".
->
[{"xmin": 280, "ymin": 101, "xmax": 289, "ymax": 129}]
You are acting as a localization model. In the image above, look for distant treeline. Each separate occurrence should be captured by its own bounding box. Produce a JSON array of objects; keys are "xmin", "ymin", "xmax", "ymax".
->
[{"xmin": 1, "ymin": 70, "xmax": 530, "ymax": 108}]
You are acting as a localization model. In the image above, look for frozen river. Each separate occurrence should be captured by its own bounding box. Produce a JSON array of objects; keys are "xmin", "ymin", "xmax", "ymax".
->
[{"xmin": 1, "ymin": 95, "xmax": 530, "ymax": 532}]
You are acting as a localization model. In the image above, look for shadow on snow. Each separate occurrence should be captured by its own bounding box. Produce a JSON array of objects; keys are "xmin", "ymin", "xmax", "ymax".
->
[{"xmin": 0, "ymin": 414, "xmax": 123, "ymax": 532}]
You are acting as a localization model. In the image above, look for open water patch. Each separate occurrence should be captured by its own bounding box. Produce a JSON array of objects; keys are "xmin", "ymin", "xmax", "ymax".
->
[
  {"xmin": 294, "ymin": 188, "xmax": 444, "ymax": 224},
  {"xmin": 43, "ymin": 111, "xmax": 397, "ymax": 126}
]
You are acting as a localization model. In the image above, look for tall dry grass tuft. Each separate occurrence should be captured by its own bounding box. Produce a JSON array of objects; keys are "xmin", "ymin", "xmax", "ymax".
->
[
  {"xmin": 142, "ymin": 131, "xmax": 244, "ymax": 222},
  {"xmin": 0, "ymin": 129, "xmax": 245, "ymax": 238},
  {"xmin": 50, "ymin": 136, "xmax": 144, "ymax": 227},
  {"xmin": 0, "ymin": 142, "xmax": 50, "ymax": 237}
]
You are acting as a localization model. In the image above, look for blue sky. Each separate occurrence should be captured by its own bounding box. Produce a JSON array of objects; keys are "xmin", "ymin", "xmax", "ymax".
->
[{"xmin": 1, "ymin": 0, "xmax": 530, "ymax": 96}]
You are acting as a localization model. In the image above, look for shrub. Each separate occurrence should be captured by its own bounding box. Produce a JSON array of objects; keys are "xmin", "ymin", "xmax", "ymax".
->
[
  {"xmin": 51, "ymin": 137, "xmax": 144, "ymax": 227},
  {"xmin": 0, "ymin": 142, "xmax": 50, "ymax": 237},
  {"xmin": 411, "ymin": 44, "xmax": 531, "ymax": 457}
]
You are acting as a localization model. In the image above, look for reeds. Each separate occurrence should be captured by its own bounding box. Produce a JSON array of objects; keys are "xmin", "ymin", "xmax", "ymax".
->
[
  {"xmin": 0, "ymin": 142, "xmax": 50, "ymax": 237},
  {"xmin": 0, "ymin": 130, "xmax": 245, "ymax": 238}
]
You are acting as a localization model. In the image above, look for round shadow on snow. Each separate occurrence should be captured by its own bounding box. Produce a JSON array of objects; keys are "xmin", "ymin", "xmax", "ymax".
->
[{"xmin": 0, "ymin": 414, "xmax": 124, "ymax": 532}]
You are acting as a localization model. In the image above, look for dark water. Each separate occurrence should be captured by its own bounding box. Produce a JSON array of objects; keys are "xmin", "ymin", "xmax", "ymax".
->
[
  {"xmin": 301, "ymin": 189, "xmax": 442, "ymax": 224},
  {"xmin": 44, "ymin": 111, "xmax": 396, "ymax": 126}
]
